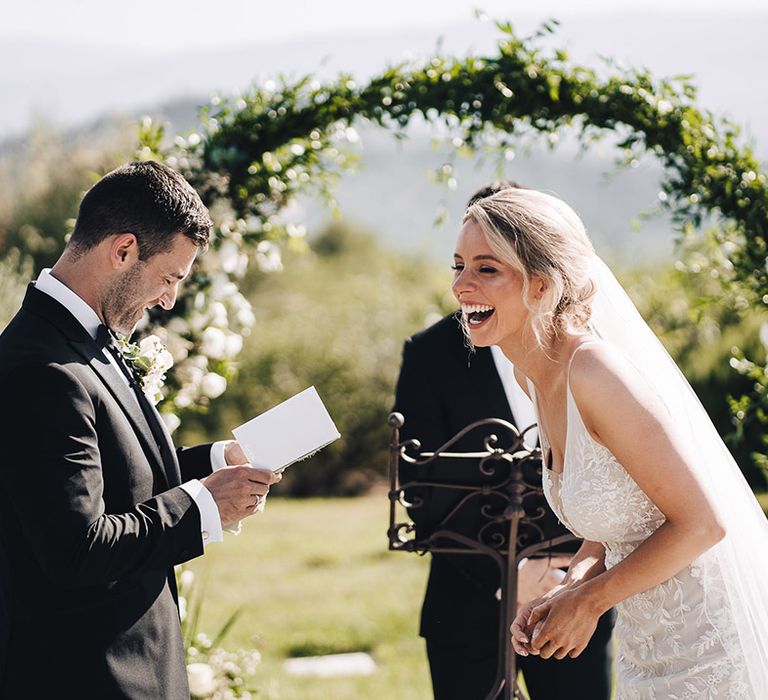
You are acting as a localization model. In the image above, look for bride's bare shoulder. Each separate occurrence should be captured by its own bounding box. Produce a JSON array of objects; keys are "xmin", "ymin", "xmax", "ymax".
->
[{"xmin": 568, "ymin": 339, "xmax": 643, "ymax": 405}]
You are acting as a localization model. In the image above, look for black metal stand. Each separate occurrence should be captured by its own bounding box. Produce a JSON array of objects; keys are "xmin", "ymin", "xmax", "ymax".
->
[{"xmin": 387, "ymin": 412, "xmax": 577, "ymax": 700}]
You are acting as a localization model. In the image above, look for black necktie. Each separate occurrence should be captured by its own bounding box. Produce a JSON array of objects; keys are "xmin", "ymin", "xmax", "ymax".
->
[
  {"xmin": 96, "ymin": 325, "xmax": 177, "ymax": 484},
  {"xmin": 96, "ymin": 325, "xmax": 139, "ymax": 387}
]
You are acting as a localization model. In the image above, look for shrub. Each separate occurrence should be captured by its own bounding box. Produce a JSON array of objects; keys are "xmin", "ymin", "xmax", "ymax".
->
[
  {"xmin": 0, "ymin": 250, "xmax": 33, "ymax": 331},
  {"xmin": 176, "ymin": 223, "xmax": 454, "ymax": 495}
]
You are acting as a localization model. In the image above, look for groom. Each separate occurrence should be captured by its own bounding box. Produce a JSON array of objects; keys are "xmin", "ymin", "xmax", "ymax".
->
[{"xmin": 0, "ymin": 161, "xmax": 279, "ymax": 698}]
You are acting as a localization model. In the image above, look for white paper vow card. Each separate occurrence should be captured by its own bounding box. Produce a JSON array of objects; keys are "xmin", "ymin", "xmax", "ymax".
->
[{"xmin": 232, "ymin": 386, "xmax": 341, "ymax": 472}]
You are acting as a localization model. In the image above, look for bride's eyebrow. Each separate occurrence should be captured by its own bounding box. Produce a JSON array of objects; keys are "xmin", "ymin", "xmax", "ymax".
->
[{"xmin": 474, "ymin": 254, "xmax": 501, "ymax": 262}]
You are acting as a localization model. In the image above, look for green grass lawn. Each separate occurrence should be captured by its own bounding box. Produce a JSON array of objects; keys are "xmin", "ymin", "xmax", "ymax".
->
[
  {"xmin": 188, "ymin": 490, "xmax": 768, "ymax": 699},
  {"xmin": 187, "ymin": 492, "xmax": 432, "ymax": 699},
  {"xmin": 757, "ymin": 491, "xmax": 768, "ymax": 514}
]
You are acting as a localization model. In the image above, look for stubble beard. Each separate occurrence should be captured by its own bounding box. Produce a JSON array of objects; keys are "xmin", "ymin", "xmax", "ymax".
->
[{"xmin": 103, "ymin": 263, "xmax": 147, "ymax": 337}]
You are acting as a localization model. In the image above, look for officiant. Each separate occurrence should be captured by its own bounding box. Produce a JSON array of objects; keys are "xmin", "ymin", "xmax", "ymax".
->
[{"xmin": 0, "ymin": 161, "xmax": 280, "ymax": 699}]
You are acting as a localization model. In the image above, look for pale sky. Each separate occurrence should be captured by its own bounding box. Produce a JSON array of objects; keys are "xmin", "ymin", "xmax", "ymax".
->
[
  {"xmin": 2, "ymin": 0, "xmax": 766, "ymax": 143},
  {"xmin": 3, "ymin": 0, "xmax": 766, "ymax": 52}
]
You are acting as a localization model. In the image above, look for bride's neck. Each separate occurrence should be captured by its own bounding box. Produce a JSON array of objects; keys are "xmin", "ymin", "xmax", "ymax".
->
[{"xmin": 498, "ymin": 331, "xmax": 577, "ymax": 389}]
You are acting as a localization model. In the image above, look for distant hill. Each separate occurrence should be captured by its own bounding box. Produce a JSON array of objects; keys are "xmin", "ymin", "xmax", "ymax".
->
[{"xmin": 4, "ymin": 11, "xmax": 764, "ymax": 263}]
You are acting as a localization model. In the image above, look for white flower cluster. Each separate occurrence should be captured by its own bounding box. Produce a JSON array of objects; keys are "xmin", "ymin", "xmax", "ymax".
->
[
  {"xmin": 134, "ymin": 127, "xmax": 310, "ymax": 418},
  {"xmin": 187, "ymin": 648, "xmax": 262, "ymax": 699},
  {"xmin": 136, "ymin": 335, "xmax": 174, "ymax": 405},
  {"xmin": 117, "ymin": 333, "xmax": 174, "ymax": 406},
  {"xmin": 178, "ymin": 568, "xmax": 262, "ymax": 699}
]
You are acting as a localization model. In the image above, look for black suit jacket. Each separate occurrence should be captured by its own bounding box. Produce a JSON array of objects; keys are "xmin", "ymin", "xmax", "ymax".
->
[
  {"xmin": 0, "ymin": 285, "xmax": 213, "ymax": 699},
  {"xmin": 393, "ymin": 314, "xmax": 575, "ymax": 650}
]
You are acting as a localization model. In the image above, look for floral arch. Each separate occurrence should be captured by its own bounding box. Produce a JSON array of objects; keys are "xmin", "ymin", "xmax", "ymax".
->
[{"xmin": 137, "ymin": 23, "xmax": 768, "ymax": 451}]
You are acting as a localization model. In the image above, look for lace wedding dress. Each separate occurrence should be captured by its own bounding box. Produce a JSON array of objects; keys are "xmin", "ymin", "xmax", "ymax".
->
[{"xmin": 531, "ymin": 379, "xmax": 753, "ymax": 699}]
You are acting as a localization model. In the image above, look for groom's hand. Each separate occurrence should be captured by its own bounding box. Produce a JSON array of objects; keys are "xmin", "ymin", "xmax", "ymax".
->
[
  {"xmin": 223, "ymin": 440, "xmax": 248, "ymax": 466},
  {"xmin": 517, "ymin": 555, "xmax": 572, "ymax": 605},
  {"xmin": 201, "ymin": 466, "xmax": 281, "ymax": 529}
]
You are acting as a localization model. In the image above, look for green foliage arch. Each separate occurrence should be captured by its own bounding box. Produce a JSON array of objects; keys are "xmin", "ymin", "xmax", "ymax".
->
[{"xmin": 138, "ymin": 22, "xmax": 768, "ymax": 464}]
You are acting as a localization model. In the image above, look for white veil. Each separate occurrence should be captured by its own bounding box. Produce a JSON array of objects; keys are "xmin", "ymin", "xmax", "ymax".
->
[{"xmin": 589, "ymin": 255, "xmax": 768, "ymax": 692}]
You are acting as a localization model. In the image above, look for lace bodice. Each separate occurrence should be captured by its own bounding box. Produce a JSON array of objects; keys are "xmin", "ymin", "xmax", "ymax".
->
[
  {"xmin": 541, "ymin": 384, "xmax": 665, "ymax": 563},
  {"xmin": 529, "ymin": 374, "xmax": 752, "ymax": 699}
]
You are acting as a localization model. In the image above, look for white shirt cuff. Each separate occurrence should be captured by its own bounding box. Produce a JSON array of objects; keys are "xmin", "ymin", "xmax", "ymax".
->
[
  {"xmin": 180, "ymin": 479, "xmax": 224, "ymax": 546},
  {"xmin": 209, "ymin": 440, "xmax": 250, "ymax": 534},
  {"xmin": 210, "ymin": 440, "xmax": 232, "ymax": 471}
]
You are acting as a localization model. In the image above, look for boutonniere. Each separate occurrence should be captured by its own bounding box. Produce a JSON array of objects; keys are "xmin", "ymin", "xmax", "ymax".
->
[{"xmin": 116, "ymin": 334, "xmax": 174, "ymax": 406}]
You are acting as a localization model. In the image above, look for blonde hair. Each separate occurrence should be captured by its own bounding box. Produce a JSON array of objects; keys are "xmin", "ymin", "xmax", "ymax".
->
[{"xmin": 462, "ymin": 188, "xmax": 596, "ymax": 346}]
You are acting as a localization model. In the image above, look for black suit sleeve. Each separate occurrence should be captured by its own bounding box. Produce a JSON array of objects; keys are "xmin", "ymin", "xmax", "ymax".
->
[
  {"xmin": 177, "ymin": 444, "xmax": 215, "ymax": 481},
  {"xmin": 393, "ymin": 338, "xmax": 449, "ymax": 534},
  {"xmin": 0, "ymin": 363, "xmax": 203, "ymax": 588}
]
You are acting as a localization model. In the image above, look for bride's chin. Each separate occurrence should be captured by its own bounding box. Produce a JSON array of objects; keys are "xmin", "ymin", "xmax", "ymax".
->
[
  {"xmin": 466, "ymin": 329, "xmax": 494, "ymax": 347},
  {"xmin": 470, "ymin": 336, "xmax": 493, "ymax": 347}
]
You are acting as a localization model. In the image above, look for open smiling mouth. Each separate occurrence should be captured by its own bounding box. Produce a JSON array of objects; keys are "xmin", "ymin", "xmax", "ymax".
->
[{"xmin": 462, "ymin": 304, "xmax": 495, "ymax": 327}]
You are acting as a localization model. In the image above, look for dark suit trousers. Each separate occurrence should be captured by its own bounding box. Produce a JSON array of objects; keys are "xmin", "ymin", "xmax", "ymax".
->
[{"xmin": 426, "ymin": 610, "xmax": 613, "ymax": 700}]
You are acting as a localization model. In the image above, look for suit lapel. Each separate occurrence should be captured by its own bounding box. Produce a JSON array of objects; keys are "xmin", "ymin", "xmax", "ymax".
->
[
  {"xmin": 20, "ymin": 284, "xmax": 176, "ymax": 490},
  {"xmin": 75, "ymin": 340, "xmax": 172, "ymax": 490},
  {"xmin": 144, "ymin": 397, "xmax": 182, "ymax": 486}
]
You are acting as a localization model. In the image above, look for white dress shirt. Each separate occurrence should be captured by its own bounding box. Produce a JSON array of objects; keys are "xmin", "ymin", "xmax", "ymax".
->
[
  {"xmin": 36, "ymin": 268, "xmax": 226, "ymax": 545},
  {"xmin": 490, "ymin": 345, "xmax": 542, "ymax": 579},
  {"xmin": 490, "ymin": 345, "xmax": 539, "ymax": 449}
]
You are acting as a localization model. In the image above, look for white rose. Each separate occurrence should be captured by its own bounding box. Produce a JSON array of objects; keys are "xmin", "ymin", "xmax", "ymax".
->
[
  {"xmin": 209, "ymin": 302, "xmax": 229, "ymax": 329},
  {"xmin": 178, "ymin": 595, "xmax": 187, "ymax": 622},
  {"xmin": 256, "ymin": 240, "xmax": 283, "ymax": 272},
  {"xmin": 156, "ymin": 347, "xmax": 174, "ymax": 373},
  {"xmin": 210, "ymin": 272, "xmax": 237, "ymax": 299},
  {"xmin": 236, "ymin": 306, "xmax": 256, "ymax": 329},
  {"xmin": 200, "ymin": 327, "xmax": 227, "ymax": 360},
  {"xmin": 224, "ymin": 333, "xmax": 243, "ymax": 359},
  {"xmin": 174, "ymin": 390, "xmax": 194, "ymax": 409},
  {"xmin": 179, "ymin": 569, "xmax": 195, "ymax": 591},
  {"xmin": 187, "ymin": 662, "xmax": 216, "ymax": 698},
  {"xmin": 219, "ymin": 240, "xmax": 242, "ymax": 274},
  {"xmin": 201, "ymin": 372, "xmax": 227, "ymax": 399},
  {"xmin": 138, "ymin": 335, "xmax": 163, "ymax": 357},
  {"xmin": 143, "ymin": 377, "xmax": 164, "ymax": 406},
  {"xmin": 760, "ymin": 322, "xmax": 768, "ymax": 350},
  {"xmin": 167, "ymin": 316, "xmax": 189, "ymax": 336},
  {"xmin": 160, "ymin": 412, "xmax": 181, "ymax": 434},
  {"xmin": 166, "ymin": 336, "xmax": 191, "ymax": 364}
]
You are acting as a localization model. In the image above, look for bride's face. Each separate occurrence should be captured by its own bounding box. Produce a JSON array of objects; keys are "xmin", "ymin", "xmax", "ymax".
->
[{"xmin": 452, "ymin": 220, "xmax": 537, "ymax": 347}]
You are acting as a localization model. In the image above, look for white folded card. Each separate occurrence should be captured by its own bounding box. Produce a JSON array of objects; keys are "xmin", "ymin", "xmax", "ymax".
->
[{"xmin": 232, "ymin": 386, "xmax": 341, "ymax": 472}]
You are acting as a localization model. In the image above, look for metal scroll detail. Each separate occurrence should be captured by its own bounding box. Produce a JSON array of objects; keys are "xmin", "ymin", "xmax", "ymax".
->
[{"xmin": 387, "ymin": 412, "xmax": 578, "ymax": 700}]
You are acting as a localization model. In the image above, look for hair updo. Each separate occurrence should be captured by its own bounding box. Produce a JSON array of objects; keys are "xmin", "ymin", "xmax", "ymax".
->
[{"xmin": 462, "ymin": 188, "xmax": 596, "ymax": 346}]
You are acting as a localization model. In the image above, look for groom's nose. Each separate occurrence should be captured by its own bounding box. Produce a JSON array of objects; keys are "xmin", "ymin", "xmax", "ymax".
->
[{"xmin": 157, "ymin": 283, "xmax": 179, "ymax": 311}]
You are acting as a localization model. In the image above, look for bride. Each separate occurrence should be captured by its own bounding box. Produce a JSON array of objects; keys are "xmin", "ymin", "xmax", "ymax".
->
[{"xmin": 452, "ymin": 187, "xmax": 768, "ymax": 697}]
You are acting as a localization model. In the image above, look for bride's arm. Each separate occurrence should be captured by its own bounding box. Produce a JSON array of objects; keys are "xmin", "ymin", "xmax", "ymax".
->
[
  {"xmin": 523, "ymin": 342, "xmax": 725, "ymax": 660},
  {"xmin": 560, "ymin": 540, "xmax": 606, "ymax": 586},
  {"xmin": 511, "ymin": 539, "xmax": 606, "ymax": 655}
]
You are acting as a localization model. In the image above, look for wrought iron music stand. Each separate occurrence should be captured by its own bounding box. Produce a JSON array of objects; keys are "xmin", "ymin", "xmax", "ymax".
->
[{"xmin": 387, "ymin": 412, "xmax": 577, "ymax": 700}]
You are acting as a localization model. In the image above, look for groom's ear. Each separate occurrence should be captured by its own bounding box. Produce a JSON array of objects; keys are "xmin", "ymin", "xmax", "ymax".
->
[{"xmin": 109, "ymin": 233, "xmax": 140, "ymax": 269}]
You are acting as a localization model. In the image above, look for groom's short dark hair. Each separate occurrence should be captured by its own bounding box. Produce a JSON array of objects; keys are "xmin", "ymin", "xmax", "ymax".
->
[{"xmin": 69, "ymin": 160, "xmax": 212, "ymax": 260}]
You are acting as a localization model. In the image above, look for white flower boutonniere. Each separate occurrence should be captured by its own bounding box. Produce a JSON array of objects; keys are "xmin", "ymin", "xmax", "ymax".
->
[{"xmin": 117, "ymin": 334, "xmax": 174, "ymax": 405}]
